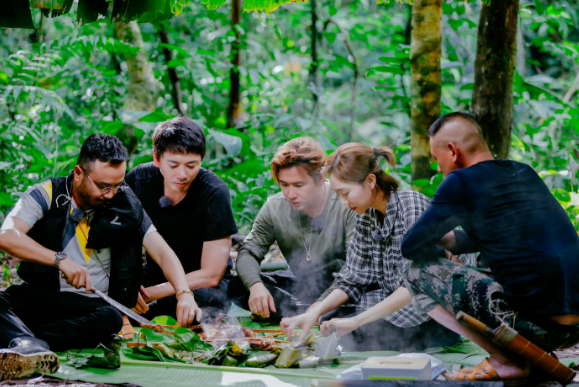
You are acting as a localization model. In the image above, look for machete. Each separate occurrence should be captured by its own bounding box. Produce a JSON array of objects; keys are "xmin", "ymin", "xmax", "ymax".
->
[{"xmin": 92, "ymin": 288, "xmax": 154, "ymax": 326}]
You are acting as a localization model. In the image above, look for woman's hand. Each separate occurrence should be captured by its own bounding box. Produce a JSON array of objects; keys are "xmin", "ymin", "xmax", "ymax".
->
[
  {"xmin": 280, "ymin": 311, "xmax": 319, "ymax": 342},
  {"xmin": 320, "ymin": 317, "xmax": 359, "ymax": 337}
]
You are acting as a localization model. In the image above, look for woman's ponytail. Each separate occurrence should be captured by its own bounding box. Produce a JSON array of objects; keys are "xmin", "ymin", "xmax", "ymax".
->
[{"xmin": 324, "ymin": 143, "xmax": 399, "ymax": 199}]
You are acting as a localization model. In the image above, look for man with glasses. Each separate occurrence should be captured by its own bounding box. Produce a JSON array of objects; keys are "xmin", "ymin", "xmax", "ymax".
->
[{"xmin": 0, "ymin": 134, "xmax": 200, "ymax": 379}]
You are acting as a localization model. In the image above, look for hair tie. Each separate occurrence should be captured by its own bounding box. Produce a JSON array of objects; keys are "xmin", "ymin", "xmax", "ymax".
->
[{"xmin": 373, "ymin": 148, "xmax": 379, "ymax": 157}]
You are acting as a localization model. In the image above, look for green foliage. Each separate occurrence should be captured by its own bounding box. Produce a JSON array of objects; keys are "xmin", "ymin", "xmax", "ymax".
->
[
  {"xmin": 66, "ymin": 336, "xmax": 122, "ymax": 369},
  {"xmin": 1, "ymin": 0, "xmax": 579, "ymax": 234}
]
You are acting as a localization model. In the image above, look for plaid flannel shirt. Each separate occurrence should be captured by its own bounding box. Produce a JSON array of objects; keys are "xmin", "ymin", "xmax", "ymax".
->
[{"xmin": 334, "ymin": 189, "xmax": 476, "ymax": 328}]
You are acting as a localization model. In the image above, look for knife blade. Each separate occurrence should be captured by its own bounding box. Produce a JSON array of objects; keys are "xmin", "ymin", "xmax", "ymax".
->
[{"xmin": 92, "ymin": 289, "xmax": 154, "ymax": 326}]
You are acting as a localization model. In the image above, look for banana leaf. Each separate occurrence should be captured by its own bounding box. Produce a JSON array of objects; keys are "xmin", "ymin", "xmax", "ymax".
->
[
  {"xmin": 67, "ymin": 336, "xmax": 122, "ymax": 369},
  {"xmin": 174, "ymin": 330, "xmax": 213, "ymax": 352}
]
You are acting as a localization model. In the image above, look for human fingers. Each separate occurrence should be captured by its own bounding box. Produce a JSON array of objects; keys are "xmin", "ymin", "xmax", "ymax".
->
[
  {"xmin": 186, "ymin": 307, "xmax": 195, "ymax": 327},
  {"xmin": 286, "ymin": 321, "xmax": 299, "ymax": 342},
  {"xmin": 248, "ymin": 298, "xmax": 258, "ymax": 315},
  {"xmin": 280, "ymin": 318, "xmax": 293, "ymax": 340},
  {"xmin": 134, "ymin": 303, "xmax": 145, "ymax": 314},
  {"xmin": 76, "ymin": 272, "xmax": 86, "ymax": 290},
  {"xmin": 140, "ymin": 285, "xmax": 151, "ymax": 299},
  {"xmin": 267, "ymin": 294, "xmax": 276, "ymax": 313},
  {"xmin": 259, "ymin": 297, "xmax": 270, "ymax": 318},
  {"xmin": 194, "ymin": 304, "xmax": 203, "ymax": 323},
  {"xmin": 320, "ymin": 320, "xmax": 332, "ymax": 337},
  {"xmin": 71, "ymin": 271, "xmax": 81, "ymax": 288},
  {"xmin": 176, "ymin": 302, "xmax": 186, "ymax": 328},
  {"xmin": 137, "ymin": 293, "xmax": 149, "ymax": 313},
  {"xmin": 85, "ymin": 273, "xmax": 92, "ymax": 293}
]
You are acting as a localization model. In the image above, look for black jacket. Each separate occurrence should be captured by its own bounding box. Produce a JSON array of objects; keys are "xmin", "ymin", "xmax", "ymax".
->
[{"xmin": 18, "ymin": 174, "xmax": 145, "ymax": 308}]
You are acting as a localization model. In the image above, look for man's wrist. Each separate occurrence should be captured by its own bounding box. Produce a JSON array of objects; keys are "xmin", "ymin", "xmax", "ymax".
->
[
  {"xmin": 249, "ymin": 281, "xmax": 265, "ymax": 292},
  {"xmin": 54, "ymin": 252, "xmax": 67, "ymax": 269},
  {"xmin": 176, "ymin": 289, "xmax": 194, "ymax": 300}
]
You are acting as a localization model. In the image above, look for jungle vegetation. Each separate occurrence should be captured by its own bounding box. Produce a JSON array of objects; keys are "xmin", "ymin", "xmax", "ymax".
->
[{"xmin": 0, "ymin": 0, "xmax": 578, "ymax": 237}]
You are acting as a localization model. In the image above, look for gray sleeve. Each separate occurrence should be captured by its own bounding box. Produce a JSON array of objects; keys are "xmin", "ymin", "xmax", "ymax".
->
[
  {"xmin": 2, "ymin": 186, "xmax": 48, "ymax": 229},
  {"xmin": 235, "ymin": 200, "xmax": 276, "ymax": 290},
  {"xmin": 344, "ymin": 209, "xmax": 357, "ymax": 248}
]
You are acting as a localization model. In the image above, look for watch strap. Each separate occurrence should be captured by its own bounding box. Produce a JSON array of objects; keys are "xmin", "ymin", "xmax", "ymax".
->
[{"xmin": 54, "ymin": 252, "xmax": 67, "ymax": 269}]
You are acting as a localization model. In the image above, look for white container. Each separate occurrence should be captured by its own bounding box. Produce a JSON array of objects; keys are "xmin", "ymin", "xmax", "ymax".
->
[{"xmin": 361, "ymin": 356, "xmax": 431, "ymax": 381}]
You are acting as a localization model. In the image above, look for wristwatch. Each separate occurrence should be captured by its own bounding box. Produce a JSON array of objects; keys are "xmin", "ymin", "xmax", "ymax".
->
[{"xmin": 54, "ymin": 252, "xmax": 67, "ymax": 269}]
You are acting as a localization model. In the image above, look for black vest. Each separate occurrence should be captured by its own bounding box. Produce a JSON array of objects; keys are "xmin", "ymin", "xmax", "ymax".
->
[{"xmin": 18, "ymin": 174, "xmax": 144, "ymax": 308}]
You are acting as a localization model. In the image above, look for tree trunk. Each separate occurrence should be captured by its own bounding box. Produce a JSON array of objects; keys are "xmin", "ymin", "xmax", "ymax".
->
[
  {"xmin": 309, "ymin": 0, "xmax": 318, "ymax": 104},
  {"xmin": 410, "ymin": 0, "xmax": 441, "ymax": 182},
  {"xmin": 114, "ymin": 21, "xmax": 162, "ymax": 153},
  {"xmin": 470, "ymin": 0, "xmax": 519, "ymax": 160},
  {"xmin": 227, "ymin": 0, "xmax": 242, "ymax": 128},
  {"xmin": 158, "ymin": 26, "xmax": 187, "ymax": 117}
]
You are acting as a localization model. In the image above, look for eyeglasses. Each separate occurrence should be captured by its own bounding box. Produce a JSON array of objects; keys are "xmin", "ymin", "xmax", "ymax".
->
[{"xmin": 80, "ymin": 166, "xmax": 126, "ymax": 194}]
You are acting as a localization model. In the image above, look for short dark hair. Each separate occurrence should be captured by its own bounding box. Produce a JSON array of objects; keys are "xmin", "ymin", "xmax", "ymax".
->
[
  {"xmin": 428, "ymin": 111, "xmax": 482, "ymax": 137},
  {"xmin": 77, "ymin": 134, "xmax": 128, "ymax": 169},
  {"xmin": 152, "ymin": 117, "xmax": 206, "ymax": 159}
]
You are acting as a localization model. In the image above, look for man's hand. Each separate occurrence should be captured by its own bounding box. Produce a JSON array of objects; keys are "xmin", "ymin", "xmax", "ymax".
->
[
  {"xmin": 445, "ymin": 250, "xmax": 463, "ymax": 264},
  {"xmin": 59, "ymin": 258, "xmax": 92, "ymax": 293},
  {"xmin": 132, "ymin": 286, "xmax": 150, "ymax": 315},
  {"xmin": 280, "ymin": 311, "xmax": 319, "ymax": 342},
  {"xmin": 320, "ymin": 317, "xmax": 358, "ymax": 337},
  {"xmin": 248, "ymin": 282, "xmax": 276, "ymax": 318},
  {"xmin": 176, "ymin": 292, "xmax": 202, "ymax": 327}
]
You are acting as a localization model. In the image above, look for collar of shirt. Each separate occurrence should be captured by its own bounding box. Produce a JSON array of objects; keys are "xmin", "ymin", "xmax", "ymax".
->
[{"xmin": 370, "ymin": 191, "xmax": 399, "ymax": 242}]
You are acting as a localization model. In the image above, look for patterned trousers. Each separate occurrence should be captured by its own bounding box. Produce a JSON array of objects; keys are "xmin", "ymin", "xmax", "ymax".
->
[{"xmin": 404, "ymin": 258, "xmax": 579, "ymax": 352}]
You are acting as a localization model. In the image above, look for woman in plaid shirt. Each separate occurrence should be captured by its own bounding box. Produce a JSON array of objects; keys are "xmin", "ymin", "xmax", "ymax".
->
[{"xmin": 281, "ymin": 143, "xmax": 469, "ymax": 351}]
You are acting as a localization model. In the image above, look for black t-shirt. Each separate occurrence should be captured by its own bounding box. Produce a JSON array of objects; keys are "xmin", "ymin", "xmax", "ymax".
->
[
  {"xmin": 401, "ymin": 160, "xmax": 579, "ymax": 318},
  {"xmin": 126, "ymin": 162, "xmax": 238, "ymax": 275}
]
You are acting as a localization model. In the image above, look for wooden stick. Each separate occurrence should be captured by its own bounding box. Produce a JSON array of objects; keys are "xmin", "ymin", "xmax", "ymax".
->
[
  {"xmin": 128, "ymin": 342, "xmax": 159, "ymax": 347},
  {"xmin": 251, "ymin": 329, "xmax": 283, "ymax": 333},
  {"xmin": 205, "ymin": 338, "xmax": 288, "ymax": 343},
  {"xmin": 127, "ymin": 338, "xmax": 289, "ymax": 348}
]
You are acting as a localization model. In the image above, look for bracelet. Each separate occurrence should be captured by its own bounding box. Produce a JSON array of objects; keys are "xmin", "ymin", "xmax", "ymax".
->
[{"xmin": 175, "ymin": 290, "xmax": 193, "ymax": 300}]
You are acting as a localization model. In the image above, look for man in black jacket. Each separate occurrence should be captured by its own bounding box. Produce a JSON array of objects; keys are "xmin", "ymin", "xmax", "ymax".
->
[{"xmin": 0, "ymin": 134, "xmax": 199, "ymax": 379}]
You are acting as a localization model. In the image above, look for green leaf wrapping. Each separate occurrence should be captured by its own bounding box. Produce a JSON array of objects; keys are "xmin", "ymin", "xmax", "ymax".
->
[{"xmin": 67, "ymin": 336, "xmax": 122, "ymax": 369}]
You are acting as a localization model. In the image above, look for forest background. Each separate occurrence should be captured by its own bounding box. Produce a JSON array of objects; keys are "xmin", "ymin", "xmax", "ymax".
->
[{"xmin": 1, "ymin": 0, "xmax": 578, "ymax": 241}]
